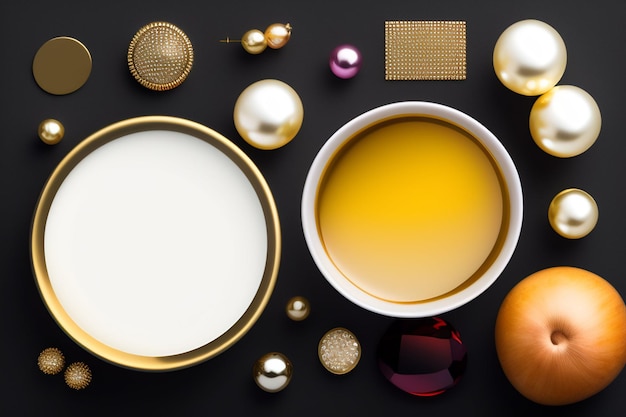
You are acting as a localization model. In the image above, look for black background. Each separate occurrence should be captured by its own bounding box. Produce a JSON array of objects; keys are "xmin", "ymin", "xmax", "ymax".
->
[{"xmin": 2, "ymin": 0, "xmax": 625, "ymax": 415}]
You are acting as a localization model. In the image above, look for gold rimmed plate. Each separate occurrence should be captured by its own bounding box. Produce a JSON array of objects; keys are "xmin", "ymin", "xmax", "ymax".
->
[{"xmin": 31, "ymin": 116, "xmax": 281, "ymax": 371}]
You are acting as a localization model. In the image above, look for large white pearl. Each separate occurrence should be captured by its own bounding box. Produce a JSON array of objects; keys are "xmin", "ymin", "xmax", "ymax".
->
[
  {"xmin": 493, "ymin": 19, "xmax": 567, "ymax": 96},
  {"xmin": 234, "ymin": 79, "xmax": 304, "ymax": 150},
  {"xmin": 529, "ymin": 85, "xmax": 601, "ymax": 157},
  {"xmin": 548, "ymin": 188, "xmax": 598, "ymax": 239}
]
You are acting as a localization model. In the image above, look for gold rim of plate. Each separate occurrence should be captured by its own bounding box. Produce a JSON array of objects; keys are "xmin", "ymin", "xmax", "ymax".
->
[{"xmin": 30, "ymin": 116, "xmax": 281, "ymax": 371}]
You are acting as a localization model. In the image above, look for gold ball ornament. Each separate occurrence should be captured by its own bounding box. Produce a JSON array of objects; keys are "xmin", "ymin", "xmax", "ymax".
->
[
  {"xmin": 241, "ymin": 29, "xmax": 268, "ymax": 54},
  {"xmin": 530, "ymin": 85, "xmax": 601, "ymax": 157},
  {"xmin": 37, "ymin": 347, "xmax": 65, "ymax": 375},
  {"xmin": 234, "ymin": 79, "xmax": 304, "ymax": 150},
  {"xmin": 548, "ymin": 188, "xmax": 598, "ymax": 239},
  {"xmin": 318, "ymin": 327, "xmax": 361, "ymax": 375},
  {"xmin": 252, "ymin": 352, "xmax": 293, "ymax": 393},
  {"xmin": 264, "ymin": 23, "xmax": 292, "ymax": 49},
  {"xmin": 493, "ymin": 19, "xmax": 567, "ymax": 96},
  {"xmin": 127, "ymin": 21, "xmax": 194, "ymax": 91},
  {"xmin": 64, "ymin": 362, "xmax": 92, "ymax": 390},
  {"xmin": 286, "ymin": 296, "xmax": 310, "ymax": 321},
  {"xmin": 38, "ymin": 119, "xmax": 65, "ymax": 145}
]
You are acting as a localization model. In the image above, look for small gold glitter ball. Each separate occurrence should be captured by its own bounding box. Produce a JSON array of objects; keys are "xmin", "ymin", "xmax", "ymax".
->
[
  {"xmin": 127, "ymin": 21, "xmax": 194, "ymax": 91},
  {"xmin": 286, "ymin": 296, "xmax": 310, "ymax": 321},
  {"xmin": 37, "ymin": 347, "xmax": 65, "ymax": 375},
  {"xmin": 64, "ymin": 362, "xmax": 92, "ymax": 390},
  {"xmin": 38, "ymin": 119, "xmax": 65, "ymax": 145},
  {"xmin": 252, "ymin": 352, "xmax": 293, "ymax": 393},
  {"xmin": 318, "ymin": 327, "xmax": 361, "ymax": 375}
]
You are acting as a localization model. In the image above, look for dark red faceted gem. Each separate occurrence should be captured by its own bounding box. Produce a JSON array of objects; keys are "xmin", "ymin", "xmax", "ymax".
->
[{"xmin": 377, "ymin": 317, "xmax": 467, "ymax": 396}]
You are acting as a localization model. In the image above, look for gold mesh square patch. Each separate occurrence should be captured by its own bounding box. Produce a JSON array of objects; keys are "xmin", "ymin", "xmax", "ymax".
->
[{"xmin": 385, "ymin": 21, "xmax": 467, "ymax": 81}]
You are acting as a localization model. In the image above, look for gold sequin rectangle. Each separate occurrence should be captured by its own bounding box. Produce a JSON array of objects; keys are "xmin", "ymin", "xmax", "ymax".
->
[{"xmin": 385, "ymin": 20, "xmax": 467, "ymax": 81}]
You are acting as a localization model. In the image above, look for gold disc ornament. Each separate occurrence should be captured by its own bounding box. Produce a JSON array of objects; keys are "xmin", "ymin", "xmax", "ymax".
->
[
  {"xmin": 32, "ymin": 37, "xmax": 92, "ymax": 95},
  {"xmin": 128, "ymin": 22, "xmax": 194, "ymax": 91}
]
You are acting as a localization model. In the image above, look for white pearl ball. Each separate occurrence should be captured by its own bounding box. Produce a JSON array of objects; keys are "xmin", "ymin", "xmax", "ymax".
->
[
  {"xmin": 493, "ymin": 19, "xmax": 567, "ymax": 96},
  {"xmin": 529, "ymin": 85, "xmax": 601, "ymax": 157},
  {"xmin": 234, "ymin": 79, "xmax": 304, "ymax": 150},
  {"xmin": 548, "ymin": 188, "xmax": 598, "ymax": 239}
]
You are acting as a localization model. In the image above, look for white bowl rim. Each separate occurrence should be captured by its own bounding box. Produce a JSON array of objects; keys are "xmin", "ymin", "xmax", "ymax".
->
[{"xmin": 301, "ymin": 101, "xmax": 523, "ymax": 318}]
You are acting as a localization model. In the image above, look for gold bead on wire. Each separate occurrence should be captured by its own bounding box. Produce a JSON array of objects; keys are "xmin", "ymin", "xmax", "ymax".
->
[{"xmin": 221, "ymin": 23, "xmax": 292, "ymax": 54}]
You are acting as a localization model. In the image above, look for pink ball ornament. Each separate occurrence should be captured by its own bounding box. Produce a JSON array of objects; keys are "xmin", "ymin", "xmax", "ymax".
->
[{"xmin": 329, "ymin": 44, "xmax": 362, "ymax": 79}]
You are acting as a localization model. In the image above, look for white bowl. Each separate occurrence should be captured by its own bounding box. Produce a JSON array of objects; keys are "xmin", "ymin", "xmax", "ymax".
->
[{"xmin": 302, "ymin": 101, "xmax": 522, "ymax": 317}]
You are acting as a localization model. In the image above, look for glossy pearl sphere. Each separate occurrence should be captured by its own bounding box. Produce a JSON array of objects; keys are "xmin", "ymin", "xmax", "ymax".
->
[
  {"xmin": 493, "ymin": 19, "xmax": 567, "ymax": 96},
  {"xmin": 530, "ymin": 85, "xmax": 601, "ymax": 157},
  {"xmin": 234, "ymin": 79, "xmax": 304, "ymax": 150},
  {"xmin": 285, "ymin": 296, "xmax": 310, "ymax": 321},
  {"xmin": 241, "ymin": 29, "xmax": 267, "ymax": 54},
  {"xmin": 265, "ymin": 23, "xmax": 292, "ymax": 49},
  {"xmin": 38, "ymin": 118, "xmax": 65, "ymax": 145},
  {"xmin": 252, "ymin": 352, "xmax": 293, "ymax": 393},
  {"xmin": 329, "ymin": 44, "xmax": 362, "ymax": 79},
  {"xmin": 548, "ymin": 188, "xmax": 598, "ymax": 239}
]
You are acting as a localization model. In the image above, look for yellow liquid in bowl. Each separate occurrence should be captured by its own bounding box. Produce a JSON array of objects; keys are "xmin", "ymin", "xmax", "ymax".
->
[{"xmin": 316, "ymin": 117, "xmax": 507, "ymax": 303}]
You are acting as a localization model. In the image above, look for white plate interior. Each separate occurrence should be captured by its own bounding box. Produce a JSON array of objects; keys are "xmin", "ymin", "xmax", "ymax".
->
[{"xmin": 43, "ymin": 129, "xmax": 269, "ymax": 357}]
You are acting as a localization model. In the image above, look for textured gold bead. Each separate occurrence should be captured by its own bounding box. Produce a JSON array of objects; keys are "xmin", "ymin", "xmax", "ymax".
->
[
  {"xmin": 64, "ymin": 362, "xmax": 92, "ymax": 390},
  {"xmin": 37, "ymin": 347, "xmax": 65, "ymax": 375},
  {"xmin": 128, "ymin": 21, "xmax": 194, "ymax": 91},
  {"xmin": 318, "ymin": 327, "xmax": 361, "ymax": 374}
]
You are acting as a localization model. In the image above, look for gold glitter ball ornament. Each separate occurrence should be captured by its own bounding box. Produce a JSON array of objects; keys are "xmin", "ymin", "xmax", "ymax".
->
[
  {"xmin": 37, "ymin": 347, "xmax": 65, "ymax": 375},
  {"xmin": 286, "ymin": 296, "xmax": 310, "ymax": 321},
  {"xmin": 318, "ymin": 327, "xmax": 361, "ymax": 374},
  {"xmin": 64, "ymin": 362, "xmax": 92, "ymax": 390},
  {"xmin": 128, "ymin": 21, "xmax": 194, "ymax": 91}
]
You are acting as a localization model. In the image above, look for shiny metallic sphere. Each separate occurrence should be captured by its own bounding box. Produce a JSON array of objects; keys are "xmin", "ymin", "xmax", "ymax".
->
[
  {"xmin": 252, "ymin": 352, "xmax": 293, "ymax": 393},
  {"xmin": 548, "ymin": 188, "xmax": 598, "ymax": 239},
  {"xmin": 285, "ymin": 296, "xmax": 310, "ymax": 321},
  {"xmin": 234, "ymin": 79, "xmax": 304, "ymax": 150},
  {"xmin": 493, "ymin": 19, "xmax": 567, "ymax": 96},
  {"xmin": 38, "ymin": 119, "xmax": 65, "ymax": 145},
  {"xmin": 530, "ymin": 85, "xmax": 601, "ymax": 157}
]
